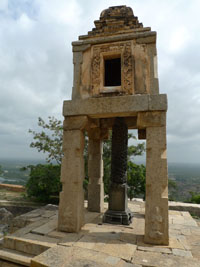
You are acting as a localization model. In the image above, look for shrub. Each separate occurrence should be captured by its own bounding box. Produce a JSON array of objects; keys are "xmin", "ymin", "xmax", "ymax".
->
[
  {"xmin": 26, "ymin": 164, "xmax": 61, "ymax": 202},
  {"xmin": 189, "ymin": 192, "xmax": 200, "ymax": 204},
  {"xmin": 127, "ymin": 162, "xmax": 146, "ymax": 200}
]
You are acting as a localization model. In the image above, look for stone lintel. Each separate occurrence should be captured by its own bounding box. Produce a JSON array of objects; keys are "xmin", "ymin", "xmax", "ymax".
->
[
  {"xmin": 137, "ymin": 111, "xmax": 166, "ymax": 129},
  {"xmin": 72, "ymin": 31, "xmax": 156, "ymax": 47},
  {"xmin": 63, "ymin": 94, "xmax": 167, "ymax": 118}
]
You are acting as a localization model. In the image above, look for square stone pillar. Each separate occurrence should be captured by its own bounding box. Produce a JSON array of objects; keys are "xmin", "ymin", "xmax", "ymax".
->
[
  {"xmin": 88, "ymin": 138, "xmax": 104, "ymax": 213},
  {"xmin": 58, "ymin": 129, "xmax": 85, "ymax": 232},
  {"xmin": 144, "ymin": 125, "xmax": 169, "ymax": 245}
]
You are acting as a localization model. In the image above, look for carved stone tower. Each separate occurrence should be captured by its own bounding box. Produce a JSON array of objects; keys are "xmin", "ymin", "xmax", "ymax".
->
[{"xmin": 58, "ymin": 6, "xmax": 169, "ymax": 245}]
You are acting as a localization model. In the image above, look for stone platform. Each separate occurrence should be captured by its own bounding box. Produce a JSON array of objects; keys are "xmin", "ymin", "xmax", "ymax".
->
[{"xmin": 0, "ymin": 201, "xmax": 200, "ymax": 266}]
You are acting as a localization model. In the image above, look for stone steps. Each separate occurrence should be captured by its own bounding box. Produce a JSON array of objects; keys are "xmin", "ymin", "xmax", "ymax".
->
[
  {"xmin": 0, "ymin": 248, "xmax": 33, "ymax": 266},
  {"xmin": 3, "ymin": 236, "xmax": 54, "ymax": 255},
  {"xmin": 0, "ymin": 235, "xmax": 55, "ymax": 266}
]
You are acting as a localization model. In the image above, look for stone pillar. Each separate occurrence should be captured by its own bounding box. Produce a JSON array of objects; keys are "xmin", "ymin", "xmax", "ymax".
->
[
  {"xmin": 103, "ymin": 117, "xmax": 132, "ymax": 225},
  {"xmin": 58, "ymin": 124, "xmax": 85, "ymax": 232},
  {"xmin": 145, "ymin": 125, "xmax": 169, "ymax": 245},
  {"xmin": 88, "ymin": 138, "xmax": 104, "ymax": 212}
]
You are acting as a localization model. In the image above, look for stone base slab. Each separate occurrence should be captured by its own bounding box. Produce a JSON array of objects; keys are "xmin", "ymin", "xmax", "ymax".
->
[{"xmin": 0, "ymin": 201, "xmax": 200, "ymax": 266}]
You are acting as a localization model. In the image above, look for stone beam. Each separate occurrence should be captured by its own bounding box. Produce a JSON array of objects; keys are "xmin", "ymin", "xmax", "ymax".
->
[{"xmin": 63, "ymin": 94, "xmax": 167, "ymax": 118}]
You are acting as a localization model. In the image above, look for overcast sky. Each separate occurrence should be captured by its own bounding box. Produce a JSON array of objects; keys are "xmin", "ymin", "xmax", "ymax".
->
[{"xmin": 0, "ymin": 0, "xmax": 200, "ymax": 164}]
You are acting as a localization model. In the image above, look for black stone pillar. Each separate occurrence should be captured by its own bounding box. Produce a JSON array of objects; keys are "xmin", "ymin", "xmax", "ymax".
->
[{"xmin": 103, "ymin": 117, "xmax": 133, "ymax": 225}]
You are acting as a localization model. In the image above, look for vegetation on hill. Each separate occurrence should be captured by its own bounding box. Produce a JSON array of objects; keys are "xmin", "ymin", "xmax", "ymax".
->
[
  {"xmin": 188, "ymin": 192, "xmax": 200, "ymax": 204},
  {"xmin": 168, "ymin": 163, "xmax": 200, "ymax": 203},
  {"xmin": 0, "ymin": 161, "xmax": 30, "ymax": 185}
]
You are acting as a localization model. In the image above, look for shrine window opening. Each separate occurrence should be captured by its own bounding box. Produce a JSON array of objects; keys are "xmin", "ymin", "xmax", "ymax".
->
[{"xmin": 104, "ymin": 57, "xmax": 121, "ymax": 87}]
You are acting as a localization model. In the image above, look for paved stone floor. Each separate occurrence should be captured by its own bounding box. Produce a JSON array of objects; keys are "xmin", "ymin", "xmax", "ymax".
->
[{"xmin": 5, "ymin": 201, "xmax": 200, "ymax": 266}]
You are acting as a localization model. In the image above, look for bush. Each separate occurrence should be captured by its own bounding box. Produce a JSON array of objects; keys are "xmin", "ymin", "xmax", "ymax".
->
[
  {"xmin": 189, "ymin": 192, "xmax": 200, "ymax": 204},
  {"xmin": 26, "ymin": 164, "xmax": 61, "ymax": 202},
  {"xmin": 127, "ymin": 162, "xmax": 146, "ymax": 200}
]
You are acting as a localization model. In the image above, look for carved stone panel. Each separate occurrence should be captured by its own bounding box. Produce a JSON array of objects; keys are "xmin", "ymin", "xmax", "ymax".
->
[{"xmin": 91, "ymin": 41, "xmax": 134, "ymax": 96}]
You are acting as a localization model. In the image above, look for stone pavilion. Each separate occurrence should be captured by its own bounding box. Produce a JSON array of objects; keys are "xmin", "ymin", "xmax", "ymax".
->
[{"xmin": 58, "ymin": 5, "xmax": 169, "ymax": 245}]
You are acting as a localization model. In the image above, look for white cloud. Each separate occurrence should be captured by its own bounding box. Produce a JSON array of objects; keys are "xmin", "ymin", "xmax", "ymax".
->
[
  {"xmin": 35, "ymin": 0, "xmax": 82, "ymax": 25},
  {"xmin": 0, "ymin": 0, "xmax": 200, "ymax": 163},
  {"xmin": 0, "ymin": 0, "xmax": 8, "ymax": 10},
  {"xmin": 17, "ymin": 13, "xmax": 35, "ymax": 30},
  {"xmin": 169, "ymin": 27, "xmax": 190, "ymax": 53}
]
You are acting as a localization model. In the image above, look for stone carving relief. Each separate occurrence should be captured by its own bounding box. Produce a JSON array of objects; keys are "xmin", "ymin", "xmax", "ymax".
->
[{"xmin": 149, "ymin": 206, "xmax": 164, "ymax": 240}]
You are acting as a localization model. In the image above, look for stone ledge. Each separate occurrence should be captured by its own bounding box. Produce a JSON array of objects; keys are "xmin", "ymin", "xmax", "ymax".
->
[
  {"xmin": 0, "ymin": 184, "xmax": 25, "ymax": 192},
  {"xmin": 132, "ymin": 198, "xmax": 200, "ymax": 217},
  {"xmin": 63, "ymin": 94, "xmax": 167, "ymax": 118},
  {"xmin": 72, "ymin": 31, "xmax": 156, "ymax": 46},
  {"xmin": 169, "ymin": 201, "xmax": 200, "ymax": 217}
]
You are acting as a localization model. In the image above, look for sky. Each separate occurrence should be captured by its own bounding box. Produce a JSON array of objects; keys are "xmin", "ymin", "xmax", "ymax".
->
[{"xmin": 0, "ymin": 0, "xmax": 200, "ymax": 164}]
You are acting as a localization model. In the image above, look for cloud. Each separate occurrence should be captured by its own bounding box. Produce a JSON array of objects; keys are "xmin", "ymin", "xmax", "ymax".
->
[
  {"xmin": 0, "ymin": 0, "xmax": 8, "ymax": 11},
  {"xmin": 0, "ymin": 0, "xmax": 200, "ymax": 163}
]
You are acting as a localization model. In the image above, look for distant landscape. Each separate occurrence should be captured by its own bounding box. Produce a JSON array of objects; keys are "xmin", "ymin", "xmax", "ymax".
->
[
  {"xmin": 0, "ymin": 159, "xmax": 199, "ymax": 203},
  {"xmin": 168, "ymin": 162, "xmax": 200, "ymax": 202},
  {"xmin": 0, "ymin": 159, "xmax": 45, "ymax": 186}
]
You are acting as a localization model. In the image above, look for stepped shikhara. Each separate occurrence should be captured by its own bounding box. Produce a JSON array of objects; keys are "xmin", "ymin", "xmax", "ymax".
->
[
  {"xmin": 58, "ymin": 5, "xmax": 169, "ymax": 245},
  {"xmin": 79, "ymin": 6, "xmax": 143, "ymax": 39}
]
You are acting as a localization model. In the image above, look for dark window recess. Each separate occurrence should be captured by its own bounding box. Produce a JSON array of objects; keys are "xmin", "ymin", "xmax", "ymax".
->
[{"xmin": 104, "ymin": 58, "xmax": 121, "ymax": 86}]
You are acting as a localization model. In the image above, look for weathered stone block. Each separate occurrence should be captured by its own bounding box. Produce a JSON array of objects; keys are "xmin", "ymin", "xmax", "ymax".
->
[
  {"xmin": 145, "ymin": 126, "xmax": 169, "ymax": 245},
  {"xmin": 58, "ymin": 189, "xmax": 84, "ymax": 233},
  {"xmin": 58, "ymin": 129, "xmax": 85, "ymax": 233},
  {"xmin": 88, "ymin": 139, "xmax": 104, "ymax": 213},
  {"xmin": 149, "ymin": 94, "xmax": 168, "ymax": 111},
  {"xmin": 137, "ymin": 111, "xmax": 166, "ymax": 128},
  {"xmin": 88, "ymin": 183, "xmax": 104, "ymax": 213},
  {"xmin": 63, "ymin": 94, "xmax": 167, "ymax": 118},
  {"xmin": 63, "ymin": 116, "xmax": 88, "ymax": 130}
]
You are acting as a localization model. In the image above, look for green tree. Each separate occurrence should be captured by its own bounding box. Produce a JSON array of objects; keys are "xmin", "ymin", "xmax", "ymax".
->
[
  {"xmin": 127, "ymin": 162, "xmax": 146, "ymax": 200},
  {"xmin": 25, "ymin": 164, "xmax": 61, "ymax": 202},
  {"xmin": 29, "ymin": 117, "xmax": 63, "ymax": 164}
]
